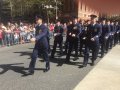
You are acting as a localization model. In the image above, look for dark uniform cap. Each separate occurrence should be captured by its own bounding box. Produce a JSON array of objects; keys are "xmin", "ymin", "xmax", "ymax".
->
[
  {"xmin": 36, "ymin": 15, "xmax": 43, "ymax": 20},
  {"xmin": 90, "ymin": 14, "xmax": 97, "ymax": 20}
]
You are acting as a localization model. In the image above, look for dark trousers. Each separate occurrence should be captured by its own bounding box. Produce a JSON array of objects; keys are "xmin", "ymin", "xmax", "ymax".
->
[
  {"xmin": 119, "ymin": 33, "xmax": 120, "ymax": 43},
  {"xmin": 115, "ymin": 32, "xmax": 120, "ymax": 44},
  {"xmin": 101, "ymin": 38, "xmax": 109, "ymax": 56},
  {"xmin": 64, "ymin": 38, "xmax": 69, "ymax": 53},
  {"xmin": 114, "ymin": 33, "xmax": 118, "ymax": 45},
  {"xmin": 109, "ymin": 35, "xmax": 114, "ymax": 48},
  {"xmin": 83, "ymin": 41, "xmax": 99, "ymax": 65},
  {"xmin": 66, "ymin": 40, "xmax": 78, "ymax": 62},
  {"xmin": 79, "ymin": 39, "xmax": 85, "ymax": 55},
  {"xmin": 47, "ymin": 37, "xmax": 51, "ymax": 53},
  {"xmin": 51, "ymin": 38, "xmax": 63, "ymax": 57},
  {"xmin": 29, "ymin": 42, "xmax": 49, "ymax": 71}
]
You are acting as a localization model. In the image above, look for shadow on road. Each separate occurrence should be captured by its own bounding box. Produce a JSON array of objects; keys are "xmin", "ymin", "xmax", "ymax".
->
[
  {"xmin": 0, "ymin": 63, "xmax": 47, "ymax": 77},
  {"xmin": 13, "ymin": 50, "xmax": 85, "ymax": 68},
  {"xmin": 14, "ymin": 51, "xmax": 32, "ymax": 57}
]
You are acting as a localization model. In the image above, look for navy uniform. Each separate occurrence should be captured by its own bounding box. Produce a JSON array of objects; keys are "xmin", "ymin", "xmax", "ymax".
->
[
  {"xmin": 51, "ymin": 22, "xmax": 64, "ymax": 58},
  {"xmin": 79, "ymin": 23, "xmax": 87, "ymax": 56},
  {"xmin": 83, "ymin": 22, "xmax": 102, "ymax": 67},
  {"xmin": 100, "ymin": 23, "xmax": 110, "ymax": 57},
  {"xmin": 64, "ymin": 21, "xmax": 73, "ymax": 54},
  {"xmin": 109, "ymin": 22, "xmax": 115, "ymax": 49},
  {"xmin": 65, "ymin": 22, "xmax": 81, "ymax": 63},
  {"xmin": 114, "ymin": 22, "xmax": 120, "ymax": 45},
  {"xmin": 46, "ymin": 26, "xmax": 51, "ymax": 53},
  {"xmin": 118, "ymin": 25, "xmax": 120, "ymax": 44},
  {"xmin": 29, "ymin": 23, "xmax": 50, "ymax": 74}
]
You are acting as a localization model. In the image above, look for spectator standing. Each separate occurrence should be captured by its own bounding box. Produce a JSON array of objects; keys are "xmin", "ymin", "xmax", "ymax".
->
[{"xmin": 0, "ymin": 28, "xmax": 3, "ymax": 47}]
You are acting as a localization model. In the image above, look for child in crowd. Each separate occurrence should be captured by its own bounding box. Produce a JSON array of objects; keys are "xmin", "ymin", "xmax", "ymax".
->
[{"xmin": 14, "ymin": 32, "xmax": 19, "ymax": 45}]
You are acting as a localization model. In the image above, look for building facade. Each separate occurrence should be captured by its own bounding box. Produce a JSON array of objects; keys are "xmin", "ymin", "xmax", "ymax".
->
[{"xmin": 63, "ymin": 0, "xmax": 99, "ymax": 20}]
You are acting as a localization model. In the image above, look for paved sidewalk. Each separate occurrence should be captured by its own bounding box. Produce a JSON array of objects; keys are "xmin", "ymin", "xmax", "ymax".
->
[{"xmin": 74, "ymin": 45, "xmax": 120, "ymax": 90}]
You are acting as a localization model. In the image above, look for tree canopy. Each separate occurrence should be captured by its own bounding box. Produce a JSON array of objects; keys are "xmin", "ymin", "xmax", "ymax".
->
[{"xmin": 0, "ymin": 0, "xmax": 63, "ymax": 22}]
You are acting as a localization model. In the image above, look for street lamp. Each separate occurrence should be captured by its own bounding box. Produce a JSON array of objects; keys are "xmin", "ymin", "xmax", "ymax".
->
[
  {"xmin": 44, "ymin": 5, "xmax": 54, "ymax": 24},
  {"xmin": 55, "ymin": 0, "xmax": 58, "ymax": 20}
]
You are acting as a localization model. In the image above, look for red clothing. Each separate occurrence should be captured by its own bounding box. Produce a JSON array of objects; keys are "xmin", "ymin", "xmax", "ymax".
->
[
  {"xmin": 0, "ymin": 31, "xmax": 3, "ymax": 39},
  {"xmin": 14, "ymin": 28, "xmax": 20, "ymax": 34},
  {"xmin": 49, "ymin": 25, "xmax": 54, "ymax": 32}
]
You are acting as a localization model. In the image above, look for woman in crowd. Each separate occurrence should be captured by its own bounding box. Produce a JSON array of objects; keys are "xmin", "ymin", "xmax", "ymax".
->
[{"xmin": 0, "ymin": 28, "xmax": 3, "ymax": 47}]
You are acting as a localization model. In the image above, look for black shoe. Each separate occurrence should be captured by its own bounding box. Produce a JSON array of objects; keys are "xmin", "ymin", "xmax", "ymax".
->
[
  {"xmin": 105, "ymin": 51, "xmax": 108, "ymax": 53},
  {"xmin": 46, "ymin": 66, "xmax": 50, "ymax": 71},
  {"xmin": 63, "ymin": 51, "xmax": 67, "ymax": 54},
  {"xmin": 109, "ymin": 47, "xmax": 112, "ymax": 49},
  {"xmin": 75, "ymin": 54, "xmax": 78, "ymax": 57},
  {"xmin": 79, "ymin": 53, "xmax": 83, "ymax": 57},
  {"xmin": 60, "ymin": 52, "xmax": 63, "ymax": 56},
  {"xmin": 44, "ymin": 67, "xmax": 50, "ymax": 72},
  {"xmin": 28, "ymin": 70, "xmax": 34, "ymax": 75},
  {"xmin": 83, "ymin": 64, "xmax": 87, "ymax": 67},
  {"xmin": 65, "ymin": 60, "xmax": 70, "ymax": 64},
  {"xmin": 73, "ymin": 57, "xmax": 79, "ymax": 61},
  {"xmin": 44, "ymin": 62, "xmax": 50, "ymax": 72},
  {"xmin": 51, "ymin": 55, "xmax": 54, "ymax": 58},
  {"xmin": 100, "ymin": 55, "xmax": 104, "ymax": 58},
  {"xmin": 91, "ymin": 62, "xmax": 95, "ymax": 66}
]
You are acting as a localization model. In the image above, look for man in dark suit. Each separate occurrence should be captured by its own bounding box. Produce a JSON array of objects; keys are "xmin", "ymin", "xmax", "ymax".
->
[
  {"xmin": 29, "ymin": 16, "xmax": 50, "ymax": 74},
  {"xmin": 114, "ymin": 21, "xmax": 120, "ymax": 45},
  {"xmin": 79, "ymin": 20, "xmax": 87, "ymax": 56},
  {"xmin": 51, "ymin": 20, "xmax": 64, "ymax": 58},
  {"xmin": 109, "ymin": 21, "xmax": 115, "ymax": 49},
  {"xmin": 100, "ymin": 20, "xmax": 110, "ymax": 58},
  {"xmin": 65, "ymin": 18, "xmax": 81, "ymax": 63},
  {"xmin": 83, "ymin": 18, "xmax": 102, "ymax": 67},
  {"xmin": 64, "ymin": 20, "xmax": 73, "ymax": 54}
]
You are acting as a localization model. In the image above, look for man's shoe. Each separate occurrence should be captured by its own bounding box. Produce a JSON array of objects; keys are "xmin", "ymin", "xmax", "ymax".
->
[
  {"xmin": 65, "ymin": 60, "xmax": 70, "ymax": 64},
  {"xmin": 63, "ymin": 51, "xmax": 67, "ymax": 54},
  {"xmin": 91, "ymin": 62, "xmax": 95, "ymax": 66},
  {"xmin": 28, "ymin": 70, "xmax": 34, "ymax": 75},
  {"xmin": 50, "ymin": 55, "xmax": 54, "ymax": 58},
  {"xmin": 44, "ymin": 62, "xmax": 50, "ymax": 72},
  {"xmin": 100, "ymin": 55, "xmax": 104, "ymax": 58},
  {"xmin": 44, "ymin": 67, "xmax": 50, "ymax": 72},
  {"xmin": 83, "ymin": 64, "xmax": 87, "ymax": 67}
]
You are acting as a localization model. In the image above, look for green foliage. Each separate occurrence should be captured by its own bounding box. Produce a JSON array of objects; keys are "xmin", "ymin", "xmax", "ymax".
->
[{"xmin": 0, "ymin": 0, "xmax": 63, "ymax": 22}]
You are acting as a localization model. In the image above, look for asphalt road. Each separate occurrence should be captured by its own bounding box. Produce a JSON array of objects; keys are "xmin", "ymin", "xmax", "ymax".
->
[{"xmin": 0, "ymin": 39, "xmax": 103, "ymax": 90}]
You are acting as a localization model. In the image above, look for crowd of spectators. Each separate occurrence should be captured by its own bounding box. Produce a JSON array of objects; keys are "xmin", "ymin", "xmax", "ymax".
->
[
  {"xmin": 0, "ymin": 21, "xmax": 67, "ymax": 48},
  {"xmin": 0, "ymin": 22, "xmax": 36, "ymax": 47}
]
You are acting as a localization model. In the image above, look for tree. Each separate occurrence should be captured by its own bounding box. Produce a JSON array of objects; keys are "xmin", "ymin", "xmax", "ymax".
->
[{"xmin": 0, "ymin": 0, "xmax": 63, "ymax": 22}]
